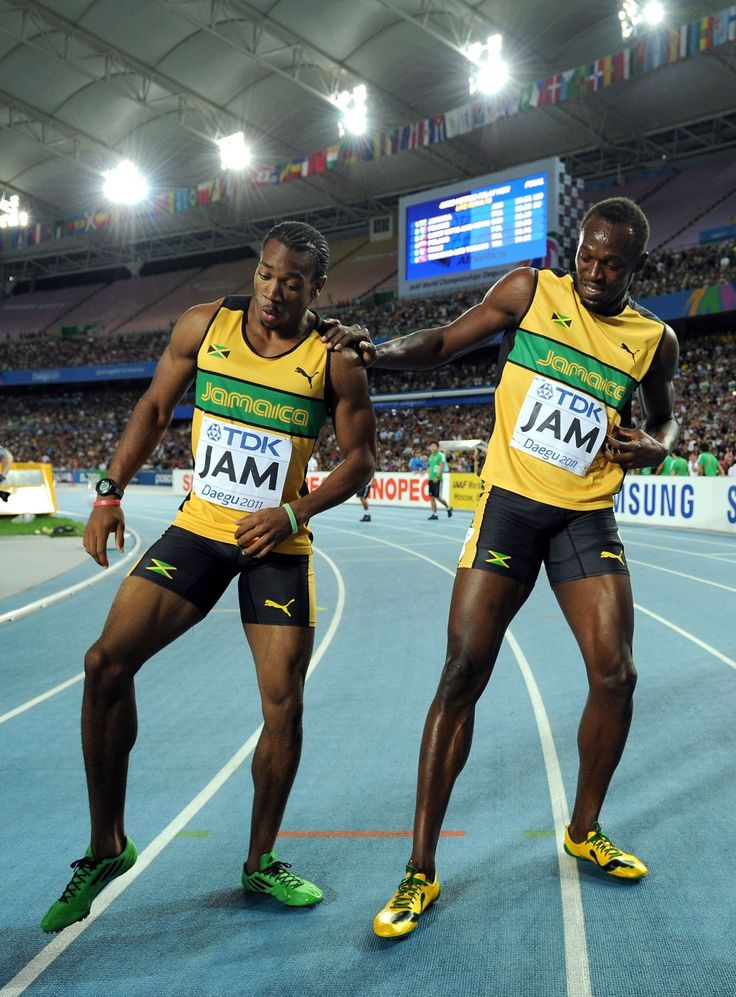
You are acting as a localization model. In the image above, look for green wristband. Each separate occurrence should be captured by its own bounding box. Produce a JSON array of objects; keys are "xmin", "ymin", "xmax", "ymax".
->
[{"xmin": 282, "ymin": 502, "xmax": 298, "ymax": 534}]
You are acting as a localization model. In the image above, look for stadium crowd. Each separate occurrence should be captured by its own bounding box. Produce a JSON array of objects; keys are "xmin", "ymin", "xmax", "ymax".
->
[
  {"xmin": 1, "ymin": 328, "xmax": 733, "ymax": 477},
  {"xmin": 1, "ymin": 238, "xmax": 735, "ymax": 357}
]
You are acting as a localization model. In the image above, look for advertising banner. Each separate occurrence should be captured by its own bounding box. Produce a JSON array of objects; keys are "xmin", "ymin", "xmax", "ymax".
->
[{"xmin": 613, "ymin": 477, "xmax": 736, "ymax": 533}]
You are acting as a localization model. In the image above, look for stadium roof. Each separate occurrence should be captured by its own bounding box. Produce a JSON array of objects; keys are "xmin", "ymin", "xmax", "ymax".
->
[{"xmin": 0, "ymin": 0, "xmax": 734, "ymax": 278}]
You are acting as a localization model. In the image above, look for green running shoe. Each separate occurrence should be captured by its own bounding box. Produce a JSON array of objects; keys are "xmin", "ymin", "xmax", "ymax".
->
[
  {"xmin": 40, "ymin": 837, "xmax": 138, "ymax": 933},
  {"xmin": 241, "ymin": 851, "xmax": 323, "ymax": 907}
]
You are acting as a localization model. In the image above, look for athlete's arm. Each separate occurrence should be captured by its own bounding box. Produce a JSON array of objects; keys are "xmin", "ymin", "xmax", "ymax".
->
[
  {"xmin": 603, "ymin": 324, "xmax": 680, "ymax": 470},
  {"xmin": 234, "ymin": 349, "xmax": 377, "ymax": 558},
  {"xmin": 84, "ymin": 300, "xmax": 221, "ymax": 567},
  {"xmin": 322, "ymin": 268, "xmax": 535, "ymax": 368}
]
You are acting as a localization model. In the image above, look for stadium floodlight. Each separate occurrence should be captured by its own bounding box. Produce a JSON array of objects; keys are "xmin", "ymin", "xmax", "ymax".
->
[
  {"xmin": 216, "ymin": 131, "xmax": 251, "ymax": 171},
  {"xmin": 103, "ymin": 160, "xmax": 148, "ymax": 205},
  {"xmin": 331, "ymin": 84, "xmax": 368, "ymax": 138},
  {"xmin": 0, "ymin": 194, "xmax": 29, "ymax": 228},
  {"xmin": 466, "ymin": 34, "xmax": 509, "ymax": 96},
  {"xmin": 618, "ymin": 0, "xmax": 665, "ymax": 40},
  {"xmin": 643, "ymin": 1, "xmax": 664, "ymax": 25}
]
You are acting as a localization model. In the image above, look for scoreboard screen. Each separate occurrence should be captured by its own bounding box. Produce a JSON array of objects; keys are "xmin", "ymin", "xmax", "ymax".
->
[{"xmin": 398, "ymin": 158, "xmax": 562, "ymax": 299}]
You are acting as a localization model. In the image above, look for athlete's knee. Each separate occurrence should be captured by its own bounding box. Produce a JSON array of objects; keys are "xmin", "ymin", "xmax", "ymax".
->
[
  {"xmin": 261, "ymin": 688, "xmax": 304, "ymax": 740},
  {"xmin": 436, "ymin": 647, "xmax": 489, "ymax": 709},
  {"xmin": 589, "ymin": 653, "xmax": 637, "ymax": 702},
  {"xmin": 83, "ymin": 642, "xmax": 135, "ymax": 698}
]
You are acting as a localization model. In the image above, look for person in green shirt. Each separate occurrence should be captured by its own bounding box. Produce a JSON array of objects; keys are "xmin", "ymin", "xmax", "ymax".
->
[
  {"xmin": 426, "ymin": 440, "xmax": 452, "ymax": 520},
  {"xmin": 697, "ymin": 443, "xmax": 724, "ymax": 476},
  {"xmin": 662, "ymin": 448, "xmax": 689, "ymax": 476}
]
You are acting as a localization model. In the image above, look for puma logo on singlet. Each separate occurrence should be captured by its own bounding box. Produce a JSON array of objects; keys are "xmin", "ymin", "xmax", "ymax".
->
[
  {"xmin": 264, "ymin": 598, "xmax": 296, "ymax": 617},
  {"xmin": 620, "ymin": 343, "xmax": 640, "ymax": 362},
  {"xmin": 295, "ymin": 367, "xmax": 318, "ymax": 388},
  {"xmin": 600, "ymin": 550, "xmax": 625, "ymax": 565}
]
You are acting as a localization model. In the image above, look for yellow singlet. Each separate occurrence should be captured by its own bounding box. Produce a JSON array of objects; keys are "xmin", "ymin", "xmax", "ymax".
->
[
  {"xmin": 173, "ymin": 295, "xmax": 329, "ymax": 552},
  {"xmin": 481, "ymin": 269, "xmax": 667, "ymax": 510}
]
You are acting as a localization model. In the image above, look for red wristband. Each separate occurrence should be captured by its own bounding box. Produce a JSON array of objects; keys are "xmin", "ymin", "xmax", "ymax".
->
[{"xmin": 93, "ymin": 498, "xmax": 121, "ymax": 508}]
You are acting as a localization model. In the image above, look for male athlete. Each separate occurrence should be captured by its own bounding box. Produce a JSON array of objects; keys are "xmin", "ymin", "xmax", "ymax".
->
[
  {"xmin": 41, "ymin": 221, "xmax": 376, "ymax": 933},
  {"xmin": 426, "ymin": 440, "xmax": 452, "ymax": 520},
  {"xmin": 323, "ymin": 197, "xmax": 679, "ymax": 937}
]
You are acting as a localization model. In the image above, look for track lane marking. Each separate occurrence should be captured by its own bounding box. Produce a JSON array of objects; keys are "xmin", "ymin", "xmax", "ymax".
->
[
  {"xmin": 0, "ymin": 546, "xmax": 345, "ymax": 997},
  {"xmin": 320, "ymin": 524, "xmax": 592, "ymax": 997},
  {"xmin": 0, "ymin": 529, "xmax": 142, "ymax": 628}
]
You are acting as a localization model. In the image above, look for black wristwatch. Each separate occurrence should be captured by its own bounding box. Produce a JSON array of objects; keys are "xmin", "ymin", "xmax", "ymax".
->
[{"xmin": 95, "ymin": 477, "xmax": 125, "ymax": 500}]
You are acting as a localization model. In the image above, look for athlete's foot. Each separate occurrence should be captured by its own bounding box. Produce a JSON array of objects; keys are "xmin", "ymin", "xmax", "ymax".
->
[
  {"xmin": 373, "ymin": 862, "xmax": 440, "ymax": 938},
  {"xmin": 564, "ymin": 823, "xmax": 648, "ymax": 879},
  {"xmin": 0, "ymin": 490, "xmax": 9, "ymax": 502},
  {"xmin": 40, "ymin": 837, "xmax": 138, "ymax": 933},
  {"xmin": 447, "ymin": 507, "xmax": 453, "ymax": 518},
  {"xmin": 360, "ymin": 514, "xmax": 371, "ymax": 522},
  {"xmin": 427, "ymin": 514, "xmax": 439, "ymax": 520},
  {"xmin": 242, "ymin": 851, "xmax": 323, "ymax": 907}
]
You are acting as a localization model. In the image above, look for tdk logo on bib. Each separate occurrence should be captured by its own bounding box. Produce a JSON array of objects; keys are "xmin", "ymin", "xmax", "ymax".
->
[
  {"xmin": 194, "ymin": 414, "xmax": 292, "ymax": 511},
  {"xmin": 510, "ymin": 376, "xmax": 607, "ymax": 477},
  {"xmin": 205, "ymin": 420, "xmax": 285, "ymax": 457}
]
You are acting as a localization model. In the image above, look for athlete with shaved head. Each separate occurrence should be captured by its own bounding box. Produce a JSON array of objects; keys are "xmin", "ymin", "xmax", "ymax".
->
[{"xmin": 325, "ymin": 197, "xmax": 679, "ymax": 937}]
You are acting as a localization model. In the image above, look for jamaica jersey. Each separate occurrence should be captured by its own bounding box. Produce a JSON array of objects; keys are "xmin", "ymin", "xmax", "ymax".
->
[
  {"xmin": 481, "ymin": 269, "xmax": 666, "ymax": 510},
  {"xmin": 173, "ymin": 295, "xmax": 329, "ymax": 553}
]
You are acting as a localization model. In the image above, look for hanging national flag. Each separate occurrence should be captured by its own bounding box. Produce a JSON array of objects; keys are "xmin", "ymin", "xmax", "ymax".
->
[
  {"xmin": 429, "ymin": 114, "xmax": 446, "ymax": 143},
  {"xmin": 539, "ymin": 73, "xmax": 563, "ymax": 104},
  {"xmin": 307, "ymin": 149, "xmax": 327, "ymax": 174}
]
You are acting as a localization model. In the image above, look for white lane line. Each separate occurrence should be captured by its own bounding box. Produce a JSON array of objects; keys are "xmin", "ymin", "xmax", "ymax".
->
[
  {"xmin": 0, "ymin": 530, "xmax": 142, "ymax": 628},
  {"xmin": 627, "ymin": 558, "xmax": 736, "ymax": 594},
  {"xmin": 634, "ymin": 604, "xmax": 736, "ymax": 671},
  {"xmin": 505, "ymin": 631, "xmax": 592, "ymax": 997},
  {"xmin": 621, "ymin": 528, "xmax": 736, "ymax": 548},
  {"xmin": 321, "ymin": 524, "xmax": 592, "ymax": 997},
  {"xmin": 0, "ymin": 546, "xmax": 345, "ymax": 997},
  {"xmin": 624, "ymin": 540, "xmax": 736, "ymax": 561},
  {"xmin": 0, "ymin": 674, "xmax": 84, "ymax": 726}
]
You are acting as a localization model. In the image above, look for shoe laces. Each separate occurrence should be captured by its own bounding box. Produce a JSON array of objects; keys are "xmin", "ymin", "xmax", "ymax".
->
[
  {"xmin": 390, "ymin": 868, "xmax": 426, "ymax": 910},
  {"xmin": 60, "ymin": 857, "xmax": 97, "ymax": 903},
  {"xmin": 588, "ymin": 826, "xmax": 622, "ymax": 859},
  {"xmin": 262, "ymin": 859, "xmax": 304, "ymax": 892}
]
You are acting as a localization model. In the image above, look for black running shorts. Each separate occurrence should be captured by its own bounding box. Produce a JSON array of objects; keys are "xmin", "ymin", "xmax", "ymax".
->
[
  {"xmin": 128, "ymin": 525, "xmax": 315, "ymax": 626},
  {"xmin": 457, "ymin": 486, "xmax": 629, "ymax": 588}
]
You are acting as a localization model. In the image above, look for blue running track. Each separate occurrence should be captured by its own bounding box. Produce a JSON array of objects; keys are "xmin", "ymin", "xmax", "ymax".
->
[{"xmin": 1, "ymin": 488, "xmax": 735, "ymax": 996}]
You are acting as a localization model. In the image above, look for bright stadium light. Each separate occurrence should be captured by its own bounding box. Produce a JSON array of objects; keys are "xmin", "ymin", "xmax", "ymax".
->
[
  {"xmin": 332, "ymin": 84, "xmax": 368, "ymax": 138},
  {"xmin": 643, "ymin": 1, "xmax": 664, "ymax": 25},
  {"xmin": 619, "ymin": 0, "xmax": 665, "ymax": 39},
  {"xmin": 0, "ymin": 194, "xmax": 29, "ymax": 228},
  {"xmin": 103, "ymin": 160, "xmax": 148, "ymax": 205},
  {"xmin": 466, "ymin": 34, "xmax": 509, "ymax": 96},
  {"xmin": 216, "ymin": 131, "xmax": 251, "ymax": 171}
]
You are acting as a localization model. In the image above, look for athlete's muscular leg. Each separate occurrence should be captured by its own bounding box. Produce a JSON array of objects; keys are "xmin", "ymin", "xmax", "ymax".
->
[
  {"xmin": 553, "ymin": 573, "xmax": 636, "ymax": 841},
  {"xmin": 83, "ymin": 577, "xmax": 203, "ymax": 858},
  {"xmin": 411, "ymin": 569, "xmax": 531, "ymax": 878},
  {"xmin": 244, "ymin": 624, "xmax": 314, "ymax": 872}
]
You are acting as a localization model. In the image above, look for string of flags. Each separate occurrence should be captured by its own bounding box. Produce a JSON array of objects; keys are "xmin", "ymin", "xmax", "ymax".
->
[{"xmin": 4, "ymin": 3, "xmax": 736, "ymax": 252}]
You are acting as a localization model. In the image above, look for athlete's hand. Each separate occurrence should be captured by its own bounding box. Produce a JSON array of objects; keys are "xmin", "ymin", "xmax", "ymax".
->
[
  {"xmin": 320, "ymin": 320, "xmax": 376, "ymax": 366},
  {"xmin": 234, "ymin": 506, "xmax": 295, "ymax": 558},
  {"xmin": 84, "ymin": 506, "xmax": 126, "ymax": 568},
  {"xmin": 602, "ymin": 426, "xmax": 668, "ymax": 470}
]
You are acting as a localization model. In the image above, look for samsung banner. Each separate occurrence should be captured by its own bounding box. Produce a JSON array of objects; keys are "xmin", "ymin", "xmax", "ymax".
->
[{"xmin": 613, "ymin": 478, "xmax": 736, "ymax": 533}]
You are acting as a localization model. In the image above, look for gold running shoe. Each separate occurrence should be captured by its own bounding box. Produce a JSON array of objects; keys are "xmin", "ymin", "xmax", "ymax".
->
[
  {"xmin": 564, "ymin": 822, "xmax": 648, "ymax": 879},
  {"xmin": 373, "ymin": 863, "xmax": 440, "ymax": 938}
]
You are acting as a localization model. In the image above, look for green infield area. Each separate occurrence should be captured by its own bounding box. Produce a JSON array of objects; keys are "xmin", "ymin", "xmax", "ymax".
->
[{"xmin": 0, "ymin": 514, "xmax": 86, "ymax": 538}]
